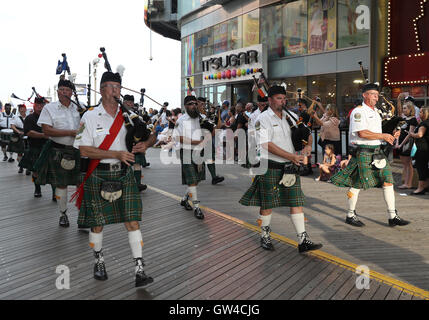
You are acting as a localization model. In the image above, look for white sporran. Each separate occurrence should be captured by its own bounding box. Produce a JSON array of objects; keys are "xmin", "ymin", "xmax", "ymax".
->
[{"xmin": 279, "ymin": 174, "xmax": 296, "ymax": 187}]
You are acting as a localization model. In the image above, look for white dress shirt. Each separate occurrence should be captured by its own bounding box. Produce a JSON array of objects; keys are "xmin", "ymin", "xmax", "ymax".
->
[
  {"xmin": 37, "ymin": 101, "xmax": 80, "ymax": 146},
  {"xmin": 349, "ymin": 102, "xmax": 383, "ymax": 146},
  {"xmin": 256, "ymin": 107, "xmax": 297, "ymax": 163},
  {"xmin": 0, "ymin": 112, "xmax": 16, "ymax": 129},
  {"xmin": 173, "ymin": 112, "xmax": 202, "ymax": 150},
  {"xmin": 73, "ymin": 105, "xmax": 128, "ymax": 164}
]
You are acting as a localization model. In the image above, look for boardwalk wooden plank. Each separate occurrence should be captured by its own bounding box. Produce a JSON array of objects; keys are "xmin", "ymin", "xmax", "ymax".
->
[
  {"xmin": 385, "ymin": 287, "xmax": 403, "ymax": 300},
  {"xmin": 316, "ymin": 271, "xmax": 353, "ymax": 300},
  {"xmin": 398, "ymin": 291, "xmax": 413, "ymax": 300},
  {"xmin": 358, "ymin": 280, "xmax": 381, "ymax": 300},
  {"xmin": 304, "ymin": 267, "xmax": 346, "ymax": 300},
  {"xmin": 372, "ymin": 283, "xmax": 392, "ymax": 300}
]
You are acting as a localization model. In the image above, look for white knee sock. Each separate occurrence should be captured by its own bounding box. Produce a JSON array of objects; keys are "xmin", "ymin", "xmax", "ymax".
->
[
  {"xmin": 290, "ymin": 213, "xmax": 306, "ymax": 244},
  {"xmin": 56, "ymin": 188, "xmax": 68, "ymax": 213},
  {"xmin": 383, "ymin": 185, "xmax": 397, "ymax": 219},
  {"xmin": 89, "ymin": 231, "xmax": 103, "ymax": 253},
  {"xmin": 257, "ymin": 214, "xmax": 272, "ymax": 228},
  {"xmin": 347, "ymin": 188, "xmax": 360, "ymax": 217},
  {"xmin": 128, "ymin": 230, "xmax": 143, "ymax": 259},
  {"xmin": 188, "ymin": 186, "xmax": 199, "ymax": 208}
]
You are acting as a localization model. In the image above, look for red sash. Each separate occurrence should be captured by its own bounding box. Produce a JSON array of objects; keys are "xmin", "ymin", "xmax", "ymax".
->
[{"xmin": 71, "ymin": 110, "xmax": 124, "ymax": 209}]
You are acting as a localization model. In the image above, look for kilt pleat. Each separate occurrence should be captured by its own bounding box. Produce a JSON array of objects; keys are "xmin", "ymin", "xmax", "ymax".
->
[
  {"xmin": 78, "ymin": 167, "xmax": 142, "ymax": 227},
  {"xmin": 239, "ymin": 168, "xmax": 305, "ymax": 209},
  {"xmin": 331, "ymin": 146, "xmax": 394, "ymax": 190},
  {"xmin": 180, "ymin": 149, "xmax": 206, "ymax": 185},
  {"xmin": 19, "ymin": 146, "xmax": 43, "ymax": 170},
  {"xmin": 34, "ymin": 141, "xmax": 80, "ymax": 186}
]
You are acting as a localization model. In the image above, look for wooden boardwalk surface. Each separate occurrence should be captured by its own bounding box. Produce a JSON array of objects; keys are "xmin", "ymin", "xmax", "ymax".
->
[{"xmin": 0, "ymin": 150, "xmax": 428, "ymax": 300}]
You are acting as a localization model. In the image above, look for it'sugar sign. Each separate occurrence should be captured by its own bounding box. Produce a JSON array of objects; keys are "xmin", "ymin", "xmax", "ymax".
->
[
  {"xmin": 356, "ymin": 265, "xmax": 370, "ymax": 290},
  {"xmin": 56, "ymin": 265, "xmax": 70, "ymax": 290}
]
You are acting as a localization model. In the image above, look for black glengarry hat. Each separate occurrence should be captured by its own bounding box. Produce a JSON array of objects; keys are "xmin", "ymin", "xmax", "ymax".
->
[
  {"xmin": 58, "ymin": 79, "xmax": 74, "ymax": 90},
  {"xmin": 257, "ymin": 96, "xmax": 268, "ymax": 102},
  {"xmin": 184, "ymin": 95, "xmax": 197, "ymax": 105},
  {"xmin": 123, "ymin": 94, "xmax": 134, "ymax": 102},
  {"xmin": 362, "ymin": 83, "xmax": 380, "ymax": 93},
  {"xmin": 268, "ymin": 85, "xmax": 286, "ymax": 97},
  {"xmin": 34, "ymin": 97, "xmax": 46, "ymax": 104},
  {"xmin": 100, "ymin": 71, "xmax": 122, "ymax": 85}
]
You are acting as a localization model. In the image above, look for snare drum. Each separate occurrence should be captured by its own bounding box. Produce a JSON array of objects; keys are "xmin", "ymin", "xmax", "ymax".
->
[{"xmin": 0, "ymin": 129, "xmax": 14, "ymax": 144}]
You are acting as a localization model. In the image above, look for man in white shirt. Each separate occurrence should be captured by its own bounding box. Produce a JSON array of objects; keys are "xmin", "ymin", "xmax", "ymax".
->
[
  {"xmin": 0, "ymin": 103, "xmax": 16, "ymax": 162},
  {"xmin": 240, "ymin": 85, "xmax": 322, "ymax": 254},
  {"xmin": 36, "ymin": 79, "xmax": 81, "ymax": 229},
  {"xmin": 10, "ymin": 104, "xmax": 27, "ymax": 171},
  {"xmin": 174, "ymin": 95, "xmax": 206, "ymax": 220},
  {"xmin": 248, "ymin": 96, "xmax": 268, "ymax": 165},
  {"xmin": 331, "ymin": 83, "xmax": 410, "ymax": 228},
  {"xmin": 74, "ymin": 71, "xmax": 156, "ymax": 287}
]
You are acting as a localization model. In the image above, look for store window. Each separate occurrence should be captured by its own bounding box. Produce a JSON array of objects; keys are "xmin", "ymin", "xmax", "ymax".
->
[
  {"xmin": 228, "ymin": 16, "xmax": 243, "ymax": 51},
  {"xmin": 308, "ymin": 0, "xmax": 337, "ymax": 54},
  {"xmin": 338, "ymin": 0, "xmax": 370, "ymax": 48},
  {"xmin": 261, "ymin": 1, "xmax": 307, "ymax": 59},
  {"xmin": 278, "ymin": 77, "xmax": 308, "ymax": 107},
  {"xmin": 195, "ymin": 28, "xmax": 213, "ymax": 73},
  {"xmin": 213, "ymin": 22, "xmax": 228, "ymax": 54},
  {"xmin": 308, "ymin": 74, "xmax": 337, "ymax": 107},
  {"xmin": 243, "ymin": 10, "xmax": 260, "ymax": 47},
  {"xmin": 337, "ymin": 71, "xmax": 364, "ymax": 117}
]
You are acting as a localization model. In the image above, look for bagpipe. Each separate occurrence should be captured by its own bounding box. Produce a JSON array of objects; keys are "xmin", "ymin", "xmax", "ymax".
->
[
  {"xmin": 186, "ymin": 77, "xmax": 216, "ymax": 133},
  {"xmin": 358, "ymin": 61, "xmax": 403, "ymax": 134},
  {"xmin": 56, "ymin": 53, "xmax": 88, "ymax": 116},
  {"xmin": 99, "ymin": 47, "xmax": 152, "ymax": 152},
  {"xmin": 252, "ymin": 69, "xmax": 311, "ymax": 152}
]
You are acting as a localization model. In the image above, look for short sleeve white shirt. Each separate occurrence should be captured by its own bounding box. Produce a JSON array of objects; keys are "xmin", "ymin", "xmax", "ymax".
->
[
  {"xmin": 173, "ymin": 112, "xmax": 202, "ymax": 150},
  {"xmin": 349, "ymin": 102, "xmax": 382, "ymax": 146},
  {"xmin": 37, "ymin": 101, "xmax": 80, "ymax": 146},
  {"xmin": 73, "ymin": 105, "xmax": 128, "ymax": 164},
  {"xmin": 0, "ymin": 112, "xmax": 16, "ymax": 129},
  {"xmin": 12, "ymin": 115, "xmax": 25, "ymax": 129},
  {"xmin": 256, "ymin": 108, "xmax": 296, "ymax": 163}
]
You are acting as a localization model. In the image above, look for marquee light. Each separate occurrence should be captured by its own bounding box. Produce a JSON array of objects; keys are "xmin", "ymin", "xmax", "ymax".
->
[{"xmin": 384, "ymin": 0, "xmax": 428, "ymax": 86}]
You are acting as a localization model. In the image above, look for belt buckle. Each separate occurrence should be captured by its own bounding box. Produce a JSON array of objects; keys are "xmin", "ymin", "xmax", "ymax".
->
[{"xmin": 110, "ymin": 163, "xmax": 121, "ymax": 171}]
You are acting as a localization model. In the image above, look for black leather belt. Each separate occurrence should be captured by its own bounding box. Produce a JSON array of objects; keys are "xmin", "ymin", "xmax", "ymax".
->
[
  {"xmin": 357, "ymin": 146, "xmax": 381, "ymax": 154},
  {"xmin": 51, "ymin": 141, "xmax": 73, "ymax": 149},
  {"xmin": 268, "ymin": 160, "xmax": 290, "ymax": 169},
  {"xmin": 96, "ymin": 162, "xmax": 127, "ymax": 171}
]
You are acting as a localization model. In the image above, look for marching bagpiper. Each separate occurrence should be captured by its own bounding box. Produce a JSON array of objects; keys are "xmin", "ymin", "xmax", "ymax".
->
[
  {"xmin": 10, "ymin": 104, "xmax": 27, "ymax": 173},
  {"xmin": 330, "ymin": 83, "xmax": 410, "ymax": 227},
  {"xmin": 0, "ymin": 103, "xmax": 16, "ymax": 162},
  {"xmin": 239, "ymin": 85, "xmax": 323, "ymax": 253}
]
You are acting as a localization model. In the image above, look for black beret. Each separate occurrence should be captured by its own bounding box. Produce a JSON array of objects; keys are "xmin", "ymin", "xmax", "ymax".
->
[
  {"xmin": 197, "ymin": 97, "xmax": 207, "ymax": 102},
  {"xmin": 184, "ymin": 95, "xmax": 197, "ymax": 105},
  {"xmin": 257, "ymin": 96, "xmax": 268, "ymax": 102},
  {"xmin": 100, "ymin": 71, "xmax": 122, "ymax": 85},
  {"xmin": 34, "ymin": 97, "xmax": 46, "ymax": 104},
  {"xmin": 268, "ymin": 85, "xmax": 286, "ymax": 97},
  {"xmin": 123, "ymin": 95, "xmax": 134, "ymax": 102},
  {"xmin": 58, "ymin": 79, "xmax": 74, "ymax": 90},
  {"xmin": 362, "ymin": 83, "xmax": 379, "ymax": 93}
]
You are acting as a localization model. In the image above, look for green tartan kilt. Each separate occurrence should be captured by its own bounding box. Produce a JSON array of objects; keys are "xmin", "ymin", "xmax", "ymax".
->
[
  {"xmin": 34, "ymin": 143, "xmax": 80, "ymax": 187},
  {"xmin": 134, "ymin": 152, "xmax": 147, "ymax": 166},
  {"xmin": 331, "ymin": 145, "xmax": 394, "ymax": 190},
  {"xmin": 19, "ymin": 146, "xmax": 43, "ymax": 170},
  {"xmin": 180, "ymin": 149, "xmax": 206, "ymax": 185},
  {"xmin": 7, "ymin": 137, "xmax": 25, "ymax": 154},
  {"xmin": 78, "ymin": 166, "xmax": 142, "ymax": 227},
  {"xmin": 239, "ymin": 168, "xmax": 305, "ymax": 209}
]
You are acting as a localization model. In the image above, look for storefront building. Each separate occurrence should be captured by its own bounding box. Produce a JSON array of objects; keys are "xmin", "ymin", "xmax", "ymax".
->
[{"xmin": 145, "ymin": 0, "xmax": 427, "ymax": 116}]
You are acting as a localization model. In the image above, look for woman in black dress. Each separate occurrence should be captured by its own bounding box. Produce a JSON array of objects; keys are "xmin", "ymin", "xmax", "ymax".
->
[
  {"xmin": 395, "ymin": 102, "xmax": 418, "ymax": 189},
  {"xmin": 409, "ymin": 107, "xmax": 429, "ymax": 195}
]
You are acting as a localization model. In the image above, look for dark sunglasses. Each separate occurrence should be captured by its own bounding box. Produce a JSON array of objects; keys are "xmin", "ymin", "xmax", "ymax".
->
[{"xmin": 186, "ymin": 102, "xmax": 197, "ymax": 106}]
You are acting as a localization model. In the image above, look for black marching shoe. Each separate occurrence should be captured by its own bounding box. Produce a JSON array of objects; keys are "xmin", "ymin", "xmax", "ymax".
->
[
  {"xmin": 345, "ymin": 212, "xmax": 365, "ymax": 227},
  {"xmin": 180, "ymin": 195, "xmax": 193, "ymax": 211},
  {"xmin": 389, "ymin": 212, "xmax": 410, "ymax": 227},
  {"xmin": 25, "ymin": 169, "xmax": 31, "ymax": 176},
  {"xmin": 194, "ymin": 207, "xmax": 204, "ymax": 220},
  {"xmin": 211, "ymin": 176, "xmax": 225, "ymax": 185},
  {"xmin": 34, "ymin": 188, "xmax": 42, "ymax": 198},
  {"xmin": 260, "ymin": 226, "xmax": 275, "ymax": 251},
  {"xmin": 135, "ymin": 258, "xmax": 153, "ymax": 288},
  {"xmin": 18, "ymin": 167, "xmax": 23, "ymax": 174},
  {"xmin": 137, "ymin": 184, "xmax": 147, "ymax": 192},
  {"xmin": 3, "ymin": 156, "xmax": 7, "ymax": 161},
  {"xmin": 93, "ymin": 250, "xmax": 108, "ymax": 281},
  {"xmin": 52, "ymin": 195, "xmax": 57, "ymax": 202},
  {"xmin": 59, "ymin": 211, "xmax": 70, "ymax": 228},
  {"xmin": 8, "ymin": 157, "xmax": 14, "ymax": 163},
  {"xmin": 298, "ymin": 232, "xmax": 323, "ymax": 253}
]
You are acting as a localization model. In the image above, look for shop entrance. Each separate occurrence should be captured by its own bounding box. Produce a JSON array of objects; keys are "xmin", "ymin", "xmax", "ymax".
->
[{"xmin": 232, "ymin": 82, "xmax": 253, "ymax": 105}]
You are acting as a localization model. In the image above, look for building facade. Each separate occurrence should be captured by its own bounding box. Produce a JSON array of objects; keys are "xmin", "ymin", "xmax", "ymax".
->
[{"xmin": 145, "ymin": 0, "xmax": 428, "ymax": 116}]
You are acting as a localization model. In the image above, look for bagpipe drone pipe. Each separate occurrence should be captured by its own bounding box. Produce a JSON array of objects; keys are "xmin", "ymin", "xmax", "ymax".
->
[{"xmin": 99, "ymin": 47, "xmax": 152, "ymax": 152}]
